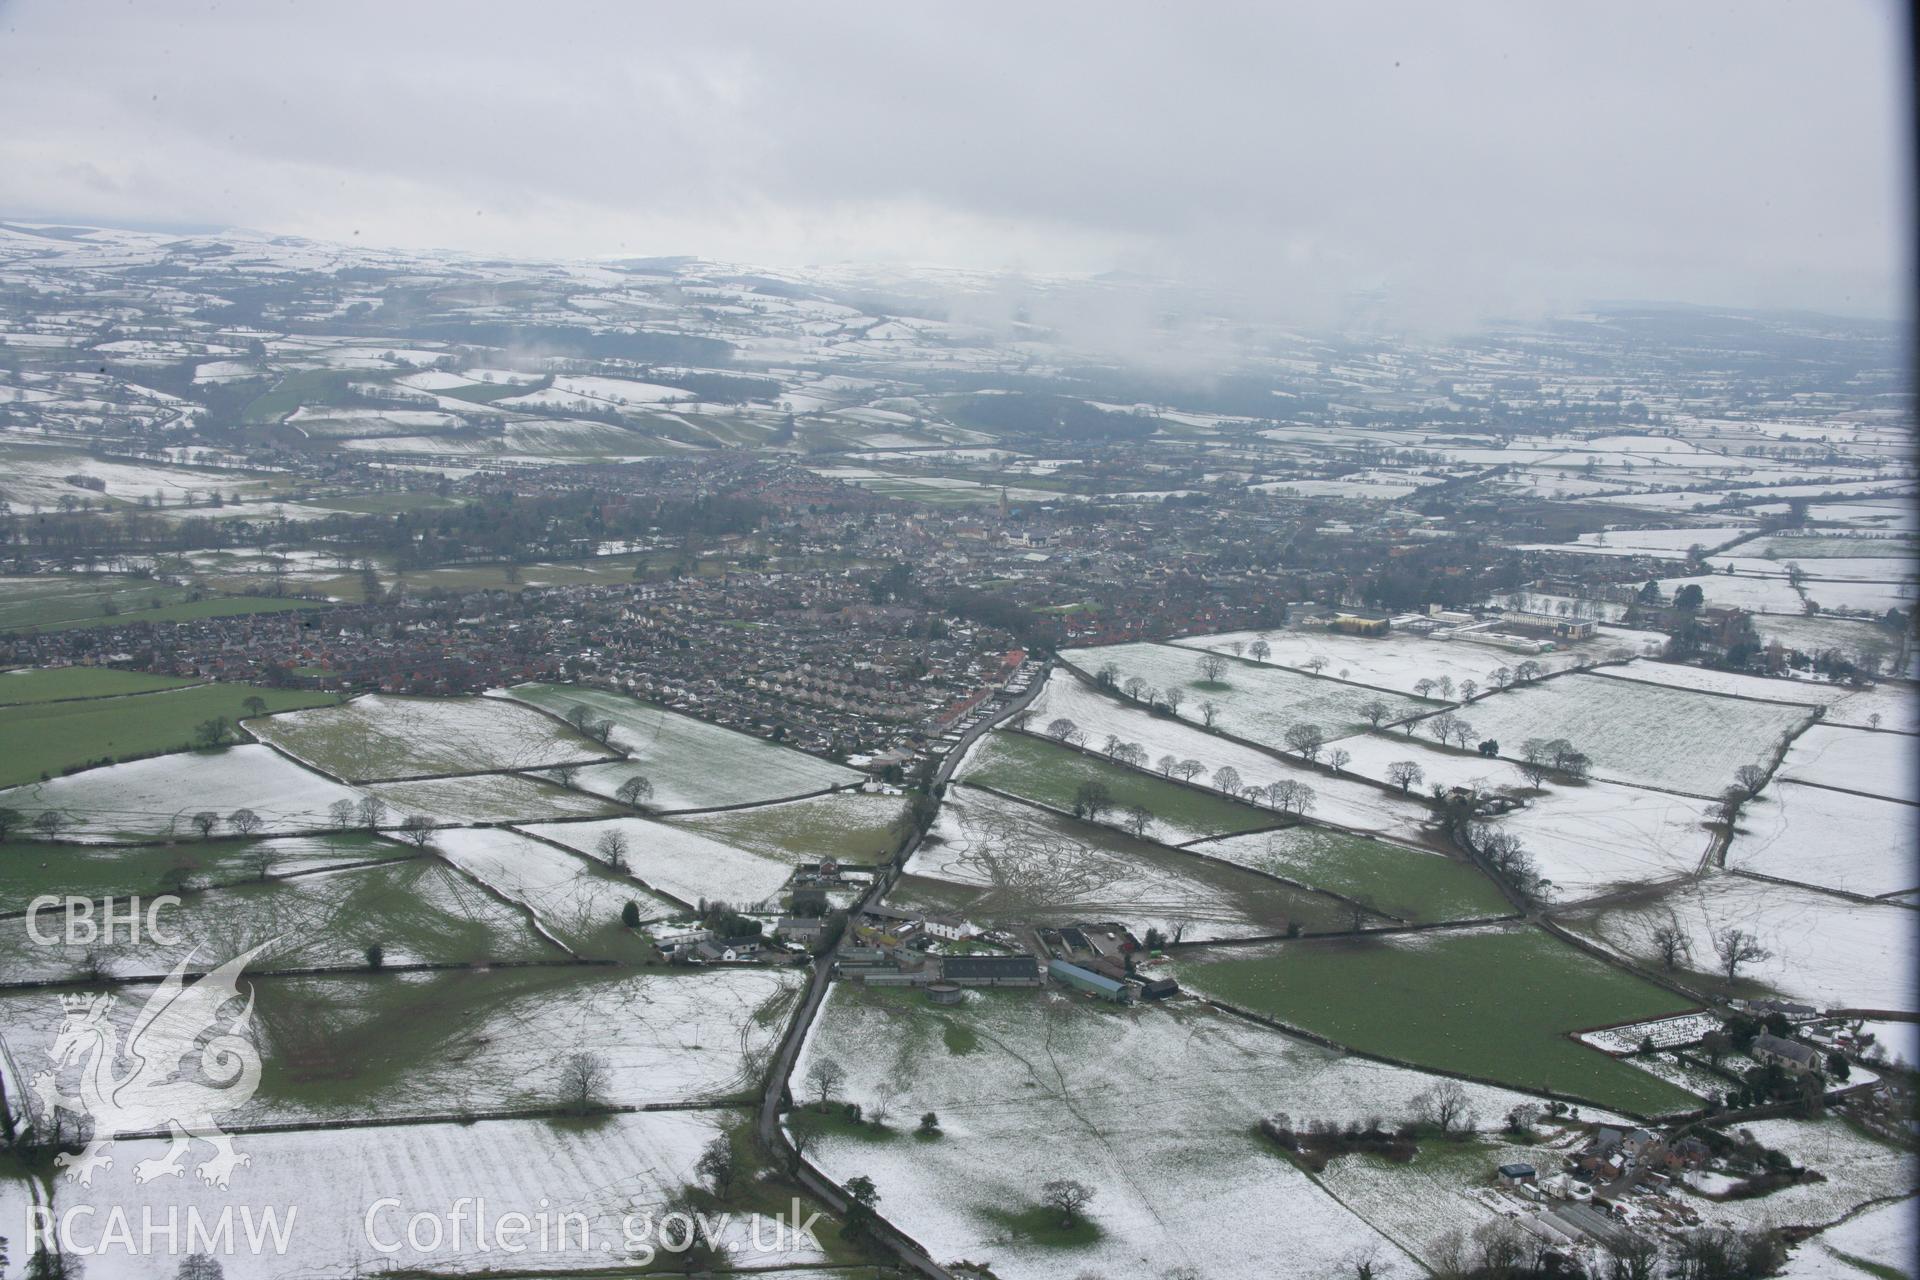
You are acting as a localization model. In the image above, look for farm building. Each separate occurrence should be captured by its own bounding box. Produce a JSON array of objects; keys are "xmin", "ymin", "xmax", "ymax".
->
[
  {"xmin": 926, "ymin": 981, "xmax": 964, "ymax": 1006},
  {"xmin": 1498, "ymin": 1162, "xmax": 1538, "ymax": 1186},
  {"xmin": 775, "ymin": 917, "xmax": 824, "ymax": 943},
  {"xmin": 1049, "ymin": 959, "xmax": 1136, "ymax": 1004},
  {"xmin": 1140, "ymin": 976, "xmax": 1180, "ymax": 1001},
  {"xmin": 941, "ymin": 954, "xmax": 1041, "ymax": 986},
  {"xmin": 1753, "ymin": 1032, "xmax": 1822, "ymax": 1074}
]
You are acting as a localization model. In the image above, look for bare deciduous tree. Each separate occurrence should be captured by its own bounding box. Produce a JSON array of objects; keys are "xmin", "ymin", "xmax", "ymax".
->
[
  {"xmin": 1041, "ymin": 1178, "xmax": 1096, "ymax": 1227},
  {"xmin": 1283, "ymin": 722, "xmax": 1326, "ymax": 763},
  {"xmin": 1650, "ymin": 922, "xmax": 1690, "ymax": 971},
  {"xmin": 1713, "ymin": 927, "xmax": 1770, "ymax": 983},
  {"xmin": 1386, "ymin": 761, "xmax": 1423, "ymax": 793},
  {"xmin": 806, "ymin": 1056, "xmax": 846, "ymax": 1108},
  {"xmin": 596, "ymin": 829, "xmax": 631, "ymax": 872},
  {"xmin": 1411, "ymin": 1079, "xmax": 1477, "ymax": 1135},
  {"xmin": 615, "ymin": 775, "xmax": 654, "ymax": 809},
  {"xmin": 557, "ymin": 1051, "xmax": 609, "ymax": 1115}
]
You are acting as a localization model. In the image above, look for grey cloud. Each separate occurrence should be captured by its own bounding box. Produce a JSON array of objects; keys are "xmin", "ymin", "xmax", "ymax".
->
[{"xmin": 0, "ymin": 0, "xmax": 1907, "ymax": 324}]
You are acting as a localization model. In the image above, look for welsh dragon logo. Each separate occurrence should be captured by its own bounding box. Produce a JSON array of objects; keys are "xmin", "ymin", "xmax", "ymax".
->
[{"xmin": 33, "ymin": 945, "xmax": 267, "ymax": 1188}]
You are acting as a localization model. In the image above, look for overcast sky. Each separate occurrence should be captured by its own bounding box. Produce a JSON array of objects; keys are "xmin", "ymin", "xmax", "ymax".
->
[{"xmin": 0, "ymin": 1, "xmax": 1910, "ymax": 325}]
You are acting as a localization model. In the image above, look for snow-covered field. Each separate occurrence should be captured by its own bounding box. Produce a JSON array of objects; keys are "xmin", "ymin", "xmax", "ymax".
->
[
  {"xmin": 1824, "ymin": 680, "xmax": 1920, "ymax": 733},
  {"xmin": 503, "ymin": 683, "xmax": 862, "ymax": 810},
  {"xmin": 252, "ymin": 694, "xmax": 610, "ymax": 781},
  {"xmin": 667, "ymin": 788, "xmax": 908, "ymax": 865},
  {"xmin": 1444, "ymin": 673, "xmax": 1812, "ymax": 798},
  {"xmin": 1728, "ymin": 781, "xmax": 1917, "ymax": 898},
  {"xmin": 1565, "ymin": 873, "xmax": 1919, "ymax": 1012},
  {"xmin": 908, "ymin": 784, "xmax": 1364, "ymax": 939},
  {"xmin": 0, "ymin": 743, "xmax": 361, "ymax": 840},
  {"xmin": 0, "ymin": 965, "xmax": 795, "ymax": 1126},
  {"xmin": 1746, "ymin": 612, "xmax": 1900, "ymax": 662},
  {"xmin": 1694, "ymin": 1117, "xmax": 1918, "ymax": 1236},
  {"xmin": 362, "ymin": 772, "xmax": 618, "ymax": 824},
  {"xmin": 1319, "ymin": 729, "xmax": 1716, "ymax": 900},
  {"xmin": 795, "ymin": 983, "xmax": 1583, "ymax": 1279},
  {"xmin": 1779, "ymin": 1195, "xmax": 1920, "ymax": 1278},
  {"xmin": 1062, "ymin": 641, "xmax": 1436, "ymax": 740},
  {"xmin": 1774, "ymin": 723, "xmax": 1918, "ymax": 804},
  {"xmin": 1022, "ymin": 668, "xmax": 1432, "ymax": 838},
  {"xmin": 523, "ymin": 815, "xmax": 796, "ymax": 909},
  {"xmin": 435, "ymin": 826, "xmax": 676, "ymax": 937},
  {"xmin": 0, "ymin": 859, "xmax": 549, "ymax": 982},
  {"xmin": 8, "ymin": 1110, "xmax": 821, "ymax": 1279},
  {"xmin": 1171, "ymin": 627, "xmax": 1552, "ymax": 694},
  {"xmin": 1596, "ymin": 661, "xmax": 1856, "ymax": 707},
  {"xmin": 1655, "ymin": 573, "xmax": 1810, "ymax": 615}
]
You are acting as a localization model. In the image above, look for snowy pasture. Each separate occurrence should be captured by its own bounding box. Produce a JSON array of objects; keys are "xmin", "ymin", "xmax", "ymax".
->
[
  {"xmin": 504, "ymin": 683, "xmax": 862, "ymax": 810},
  {"xmin": 1774, "ymin": 723, "xmax": 1918, "ymax": 804},
  {"xmin": 1173, "ymin": 626, "xmax": 1580, "ymax": 694},
  {"xmin": 1442, "ymin": 673, "xmax": 1812, "ymax": 798},
  {"xmin": 0, "ymin": 743, "xmax": 362, "ymax": 841},
  {"xmin": 1062, "ymin": 641, "xmax": 1436, "ymax": 740},
  {"xmin": 793, "ymin": 983, "xmax": 1594, "ymax": 1279},
  {"xmin": 1728, "ymin": 781, "xmax": 1917, "ymax": 898},
  {"xmin": 902, "ymin": 785, "xmax": 1357, "ymax": 940},
  {"xmin": 0, "ymin": 858, "xmax": 549, "ymax": 983},
  {"xmin": 1825, "ymin": 680, "xmax": 1920, "ymax": 733},
  {"xmin": 9, "ymin": 1110, "xmax": 822, "ymax": 1279},
  {"xmin": 434, "ymin": 827, "xmax": 677, "ymax": 940},
  {"xmin": 362, "ymin": 771, "xmax": 618, "ymax": 824},
  {"xmin": 1595, "ymin": 660, "xmax": 1857, "ymax": 708},
  {"xmin": 1779, "ymin": 1195, "xmax": 1920, "ymax": 1278},
  {"xmin": 1022, "ymin": 668, "xmax": 1432, "ymax": 839},
  {"xmin": 1693, "ymin": 1118, "xmax": 1919, "ymax": 1239},
  {"xmin": 252, "ymin": 693, "xmax": 610, "ymax": 781},
  {"xmin": 1565, "ymin": 874, "xmax": 1919, "ymax": 1012},
  {"xmin": 522, "ymin": 815, "xmax": 797, "ymax": 910}
]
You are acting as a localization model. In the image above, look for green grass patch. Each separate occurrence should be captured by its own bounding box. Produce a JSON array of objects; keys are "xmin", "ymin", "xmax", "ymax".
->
[
  {"xmin": 37, "ymin": 595, "xmax": 325, "ymax": 632},
  {"xmin": 0, "ymin": 667, "xmax": 199, "ymax": 704},
  {"xmin": 436, "ymin": 378, "xmax": 544, "ymax": 405},
  {"xmin": 1176, "ymin": 926, "xmax": 1700, "ymax": 1115},
  {"xmin": 1209, "ymin": 826, "xmax": 1511, "ymax": 923},
  {"xmin": 0, "ymin": 577, "xmax": 193, "ymax": 631},
  {"xmin": 979, "ymin": 1204, "xmax": 1104, "ymax": 1250},
  {"xmin": 243, "ymin": 368, "xmax": 359, "ymax": 423},
  {"xmin": 942, "ymin": 1020, "xmax": 979, "ymax": 1055},
  {"xmin": 250, "ymin": 966, "xmax": 617, "ymax": 1110},
  {"xmin": 309, "ymin": 491, "xmax": 469, "ymax": 515},
  {"xmin": 960, "ymin": 729, "xmax": 1277, "ymax": 842},
  {"xmin": 0, "ymin": 682, "xmax": 339, "ymax": 788},
  {"xmin": 793, "ymin": 1102, "xmax": 904, "ymax": 1144},
  {"xmin": 673, "ymin": 791, "xmax": 908, "ymax": 866},
  {"xmin": 0, "ymin": 831, "xmax": 405, "ymax": 903}
]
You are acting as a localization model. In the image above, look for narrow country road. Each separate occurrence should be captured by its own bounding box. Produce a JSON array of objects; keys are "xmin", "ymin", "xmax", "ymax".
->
[{"xmin": 753, "ymin": 661, "xmax": 1050, "ymax": 1280}]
